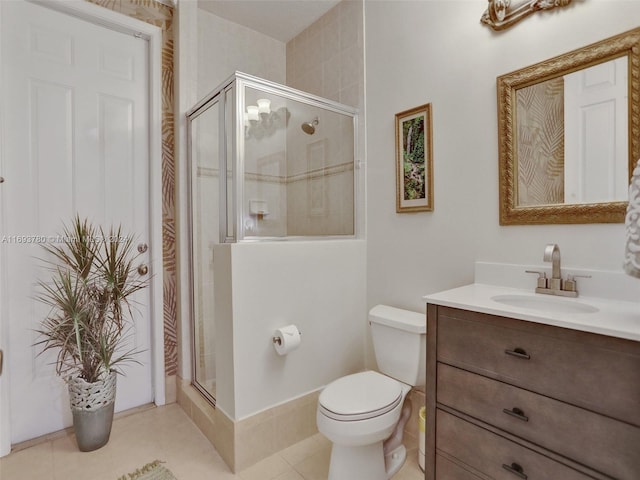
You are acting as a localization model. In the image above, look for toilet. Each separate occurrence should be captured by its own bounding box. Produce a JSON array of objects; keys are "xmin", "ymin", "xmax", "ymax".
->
[{"xmin": 317, "ymin": 305, "xmax": 426, "ymax": 480}]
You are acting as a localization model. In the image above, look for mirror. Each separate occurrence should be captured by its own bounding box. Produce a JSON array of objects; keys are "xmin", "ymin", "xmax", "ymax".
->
[{"xmin": 497, "ymin": 27, "xmax": 640, "ymax": 225}]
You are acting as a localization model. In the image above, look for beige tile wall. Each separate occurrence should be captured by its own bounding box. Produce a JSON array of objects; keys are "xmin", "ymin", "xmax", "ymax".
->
[
  {"xmin": 177, "ymin": 378, "xmax": 320, "ymax": 473},
  {"xmin": 197, "ymin": 10, "xmax": 286, "ymax": 98},
  {"xmin": 285, "ymin": 0, "xmax": 364, "ymax": 237},
  {"xmin": 286, "ymin": 0, "xmax": 363, "ymax": 106},
  {"xmin": 234, "ymin": 391, "xmax": 319, "ymax": 470}
]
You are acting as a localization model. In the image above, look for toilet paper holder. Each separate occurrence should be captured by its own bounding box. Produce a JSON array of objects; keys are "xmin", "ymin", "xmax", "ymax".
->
[{"xmin": 272, "ymin": 330, "xmax": 301, "ymax": 345}]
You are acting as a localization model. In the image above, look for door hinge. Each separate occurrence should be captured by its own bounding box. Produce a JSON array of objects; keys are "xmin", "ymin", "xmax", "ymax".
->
[{"xmin": 0, "ymin": 349, "xmax": 3, "ymax": 376}]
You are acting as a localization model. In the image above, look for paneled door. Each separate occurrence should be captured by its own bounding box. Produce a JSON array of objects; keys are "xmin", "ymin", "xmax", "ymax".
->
[{"xmin": 0, "ymin": 0, "xmax": 153, "ymax": 444}]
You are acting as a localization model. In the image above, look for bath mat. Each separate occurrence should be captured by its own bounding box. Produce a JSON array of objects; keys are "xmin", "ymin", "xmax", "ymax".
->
[{"xmin": 116, "ymin": 460, "xmax": 177, "ymax": 480}]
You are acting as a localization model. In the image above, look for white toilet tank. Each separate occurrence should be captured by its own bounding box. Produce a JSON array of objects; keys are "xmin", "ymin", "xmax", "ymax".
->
[{"xmin": 369, "ymin": 305, "xmax": 426, "ymax": 387}]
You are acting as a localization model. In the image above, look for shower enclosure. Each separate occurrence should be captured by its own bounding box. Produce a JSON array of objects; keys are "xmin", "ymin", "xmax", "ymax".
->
[{"xmin": 187, "ymin": 72, "xmax": 359, "ymax": 403}]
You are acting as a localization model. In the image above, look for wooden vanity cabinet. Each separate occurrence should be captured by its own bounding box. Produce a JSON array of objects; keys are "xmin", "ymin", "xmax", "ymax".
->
[{"xmin": 425, "ymin": 304, "xmax": 640, "ymax": 480}]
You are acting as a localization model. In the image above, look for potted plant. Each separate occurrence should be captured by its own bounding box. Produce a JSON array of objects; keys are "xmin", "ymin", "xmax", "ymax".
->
[{"xmin": 35, "ymin": 216, "xmax": 147, "ymax": 451}]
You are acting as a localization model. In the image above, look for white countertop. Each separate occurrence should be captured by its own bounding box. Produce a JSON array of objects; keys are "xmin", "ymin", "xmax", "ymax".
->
[{"xmin": 424, "ymin": 283, "xmax": 640, "ymax": 342}]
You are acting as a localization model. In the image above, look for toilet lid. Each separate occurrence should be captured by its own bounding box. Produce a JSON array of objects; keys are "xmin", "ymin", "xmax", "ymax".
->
[{"xmin": 319, "ymin": 371, "xmax": 403, "ymax": 421}]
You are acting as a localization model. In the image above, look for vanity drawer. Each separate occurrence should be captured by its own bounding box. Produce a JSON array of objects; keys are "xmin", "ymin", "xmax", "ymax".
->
[
  {"xmin": 436, "ymin": 454, "xmax": 483, "ymax": 480},
  {"xmin": 437, "ymin": 308, "xmax": 640, "ymax": 425},
  {"xmin": 436, "ymin": 409, "xmax": 595, "ymax": 480},
  {"xmin": 437, "ymin": 363, "xmax": 640, "ymax": 479}
]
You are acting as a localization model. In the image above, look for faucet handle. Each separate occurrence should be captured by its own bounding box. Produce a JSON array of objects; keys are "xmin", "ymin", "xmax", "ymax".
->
[
  {"xmin": 563, "ymin": 274, "xmax": 591, "ymax": 293},
  {"xmin": 525, "ymin": 270, "xmax": 548, "ymax": 289}
]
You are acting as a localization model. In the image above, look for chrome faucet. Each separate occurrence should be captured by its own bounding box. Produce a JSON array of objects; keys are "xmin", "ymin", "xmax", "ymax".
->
[
  {"xmin": 526, "ymin": 243, "xmax": 590, "ymax": 298},
  {"xmin": 544, "ymin": 243, "xmax": 562, "ymax": 291}
]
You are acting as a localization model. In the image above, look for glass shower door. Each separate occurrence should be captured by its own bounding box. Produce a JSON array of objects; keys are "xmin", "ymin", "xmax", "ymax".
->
[{"xmin": 189, "ymin": 97, "xmax": 220, "ymax": 404}]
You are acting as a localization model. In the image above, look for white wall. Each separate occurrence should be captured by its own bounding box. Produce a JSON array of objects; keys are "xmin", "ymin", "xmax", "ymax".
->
[
  {"xmin": 215, "ymin": 240, "xmax": 366, "ymax": 420},
  {"xmin": 365, "ymin": 1, "xmax": 640, "ymax": 323}
]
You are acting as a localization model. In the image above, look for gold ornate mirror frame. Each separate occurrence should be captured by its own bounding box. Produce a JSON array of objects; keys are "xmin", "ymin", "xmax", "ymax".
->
[{"xmin": 497, "ymin": 27, "xmax": 640, "ymax": 225}]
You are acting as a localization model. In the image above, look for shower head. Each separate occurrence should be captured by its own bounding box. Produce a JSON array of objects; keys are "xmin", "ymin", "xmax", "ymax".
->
[{"xmin": 301, "ymin": 117, "xmax": 319, "ymax": 135}]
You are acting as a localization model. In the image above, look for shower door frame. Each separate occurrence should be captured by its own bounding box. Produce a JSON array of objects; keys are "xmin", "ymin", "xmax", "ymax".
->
[{"xmin": 186, "ymin": 88, "xmax": 229, "ymax": 406}]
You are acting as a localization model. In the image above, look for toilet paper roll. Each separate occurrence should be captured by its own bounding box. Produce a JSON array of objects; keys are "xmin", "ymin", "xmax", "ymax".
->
[{"xmin": 273, "ymin": 325, "xmax": 301, "ymax": 355}]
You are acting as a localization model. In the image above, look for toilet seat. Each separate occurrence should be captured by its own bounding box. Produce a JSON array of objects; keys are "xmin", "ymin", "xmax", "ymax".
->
[{"xmin": 318, "ymin": 371, "xmax": 403, "ymax": 422}]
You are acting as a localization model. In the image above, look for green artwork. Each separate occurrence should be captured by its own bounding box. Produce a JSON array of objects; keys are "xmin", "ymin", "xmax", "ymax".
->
[{"xmin": 402, "ymin": 116, "xmax": 426, "ymax": 200}]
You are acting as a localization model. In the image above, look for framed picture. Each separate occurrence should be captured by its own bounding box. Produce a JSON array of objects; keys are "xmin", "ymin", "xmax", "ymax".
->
[{"xmin": 395, "ymin": 103, "xmax": 433, "ymax": 212}]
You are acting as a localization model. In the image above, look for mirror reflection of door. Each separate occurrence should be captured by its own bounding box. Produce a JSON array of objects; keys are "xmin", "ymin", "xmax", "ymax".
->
[
  {"xmin": 515, "ymin": 57, "xmax": 628, "ymax": 207},
  {"xmin": 564, "ymin": 57, "xmax": 628, "ymax": 204}
]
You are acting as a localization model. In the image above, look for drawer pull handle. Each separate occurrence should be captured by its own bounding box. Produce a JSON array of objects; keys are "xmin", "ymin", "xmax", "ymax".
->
[
  {"xmin": 505, "ymin": 347, "xmax": 530, "ymax": 359},
  {"xmin": 502, "ymin": 462, "xmax": 528, "ymax": 479},
  {"xmin": 502, "ymin": 407, "xmax": 529, "ymax": 422}
]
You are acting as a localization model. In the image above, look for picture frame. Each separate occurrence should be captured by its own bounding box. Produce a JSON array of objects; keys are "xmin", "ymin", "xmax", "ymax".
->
[{"xmin": 395, "ymin": 103, "xmax": 433, "ymax": 212}]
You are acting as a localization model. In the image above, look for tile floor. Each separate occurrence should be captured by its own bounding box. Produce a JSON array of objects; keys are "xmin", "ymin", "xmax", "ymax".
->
[{"xmin": 0, "ymin": 403, "xmax": 425, "ymax": 480}]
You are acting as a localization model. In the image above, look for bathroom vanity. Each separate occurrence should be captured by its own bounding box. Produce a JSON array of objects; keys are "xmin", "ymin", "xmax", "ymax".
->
[{"xmin": 424, "ymin": 283, "xmax": 640, "ymax": 480}]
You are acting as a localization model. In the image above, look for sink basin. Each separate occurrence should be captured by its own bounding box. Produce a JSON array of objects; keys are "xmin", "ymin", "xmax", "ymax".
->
[{"xmin": 491, "ymin": 294, "xmax": 599, "ymax": 314}]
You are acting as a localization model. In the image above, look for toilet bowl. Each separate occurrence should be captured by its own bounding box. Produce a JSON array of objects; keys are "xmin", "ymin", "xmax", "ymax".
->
[
  {"xmin": 317, "ymin": 305, "xmax": 426, "ymax": 480},
  {"xmin": 317, "ymin": 371, "xmax": 412, "ymax": 480}
]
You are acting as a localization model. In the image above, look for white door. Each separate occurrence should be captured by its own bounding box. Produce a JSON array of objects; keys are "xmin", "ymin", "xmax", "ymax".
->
[{"xmin": 0, "ymin": 0, "xmax": 153, "ymax": 444}]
